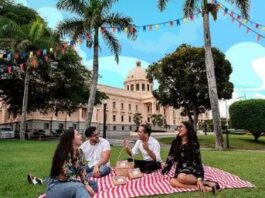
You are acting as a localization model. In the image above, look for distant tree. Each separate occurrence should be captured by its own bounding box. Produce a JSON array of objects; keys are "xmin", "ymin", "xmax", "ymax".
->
[
  {"xmin": 230, "ymin": 99, "xmax": 265, "ymax": 141},
  {"xmin": 56, "ymin": 0, "xmax": 136, "ymax": 128},
  {"xmin": 147, "ymin": 44, "xmax": 233, "ymax": 130},
  {"xmin": 151, "ymin": 114, "xmax": 164, "ymax": 127},
  {"xmin": 133, "ymin": 113, "xmax": 143, "ymax": 129}
]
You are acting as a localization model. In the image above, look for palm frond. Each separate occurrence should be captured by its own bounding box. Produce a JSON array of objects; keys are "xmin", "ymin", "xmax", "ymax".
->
[
  {"xmin": 158, "ymin": 0, "xmax": 169, "ymax": 11},
  {"xmin": 29, "ymin": 18, "xmax": 45, "ymax": 41},
  {"xmin": 57, "ymin": 18, "xmax": 85, "ymax": 41},
  {"xmin": 56, "ymin": 0, "xmax": 86, "ymax": 16},
  {"xmin": 104, "ymin": 13, "xmax": 137, "ymax": 40},
  {"xmin": 100, "ymin": 29, "xmax": 121, "ymax": 63},
  {"xmin": 183, "ymin": 0, "xmax": 196, "ymax": 17},
  {"xmin": 100, "ymin": 0, "xmax": 117, "ymax": 13},
  {"xmin": 207, "ymin": 3, "xmax": 220, "ymax": 20},
  {"xmin": 226, "ymin": 0, "xmax": 249, "ymax": 19},
  {"xmin": 15, "ymin": 39, "xmax": 32, "ymax": 51}
]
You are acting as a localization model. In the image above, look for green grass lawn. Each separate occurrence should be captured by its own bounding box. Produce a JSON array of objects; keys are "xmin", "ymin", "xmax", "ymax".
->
[
  {"xmin": 0, "ymin": 139, "xmax": 264, "ymax": 198},
  {"xmin": 159, "ymin": 134, "xmax": 265, "ymax": 150}
]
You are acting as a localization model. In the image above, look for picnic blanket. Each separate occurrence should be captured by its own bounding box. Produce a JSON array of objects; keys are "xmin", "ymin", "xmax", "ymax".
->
[
  {"xmin": 39, "ymin": 165, "xmax": 254, "ymax": 198},
  {"xmin": 92, "ymin": 165, "xmax": 254, "ymax": 198}
]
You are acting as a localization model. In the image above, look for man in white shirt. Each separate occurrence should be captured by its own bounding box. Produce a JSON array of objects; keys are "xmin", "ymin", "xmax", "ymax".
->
[
  {"xmin": 80, "ymin": 127, "xmax": 111, "ymax": 178},
  {"xmin": 123, "ymin": 124, "xmax": 162, "ymax": 173}
]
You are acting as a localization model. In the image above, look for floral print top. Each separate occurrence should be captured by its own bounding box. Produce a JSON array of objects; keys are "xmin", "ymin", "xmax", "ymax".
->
[{"xmin": 61, "ymin": 148, "xmax": 89, "ymax": 185}]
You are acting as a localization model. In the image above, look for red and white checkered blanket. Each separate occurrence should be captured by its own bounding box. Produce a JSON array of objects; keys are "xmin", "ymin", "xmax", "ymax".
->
[
  {"xmin": 39, "ymin": 165, "xmax": 254, "ymax": 198},
  {"xmin": 93, "ymin": 165, "xmax": 254, "ymax": 198}
]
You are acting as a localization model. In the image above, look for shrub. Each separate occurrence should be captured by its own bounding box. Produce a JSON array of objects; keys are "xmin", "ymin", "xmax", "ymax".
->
[{"xmin": 229, "ymin": 99, "xmax": 265, "ymax": 141}]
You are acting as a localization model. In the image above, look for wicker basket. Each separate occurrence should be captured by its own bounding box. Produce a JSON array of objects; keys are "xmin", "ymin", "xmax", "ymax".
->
[{"xmin": 114, "ymin": 148, "xmax": 135, "ymax": 177}]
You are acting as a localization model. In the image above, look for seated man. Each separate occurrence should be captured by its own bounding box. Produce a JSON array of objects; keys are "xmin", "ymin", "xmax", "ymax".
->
[
  {"xmin": 123, "ymin": 124, "xmax": 162, "ymax": 173},
  {"xmin": 80, "ymin": 127, "xmax": 111, "ymax": 178}
]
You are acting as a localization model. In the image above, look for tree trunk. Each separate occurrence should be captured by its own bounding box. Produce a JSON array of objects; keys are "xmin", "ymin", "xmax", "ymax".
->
[
  {"xmin": 186, "ymin": 107, "xmax": 194, "ymax": 126},
  {"xmin": 202, "ymin": 10, "xmax": 224, "ymax": 150},
  {"xmin": 19, "ymin": 65, "xmax": 30, "ymax": 140},
  {"xmin": 193, "ymin": 106, "xmax": 198, "ymax": 132},
  {"xmin": 85, "ymin": 29, "xmax": 99, "ymax": 129}
]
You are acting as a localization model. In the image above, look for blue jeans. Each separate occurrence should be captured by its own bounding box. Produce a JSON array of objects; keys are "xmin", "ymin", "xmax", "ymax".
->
[
  {"xmin": 46, "ymin": 180, "xmax": 90, "ymax": 198},
  {"xmin": 86, "ymin": 165, "xmax": 111, "ymax": 177}
]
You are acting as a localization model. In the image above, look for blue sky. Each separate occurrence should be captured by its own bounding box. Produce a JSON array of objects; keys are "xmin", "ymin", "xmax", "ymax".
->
[{"xmin": 15, "ymin": 0, "xmax": 265, "ymax": 102}]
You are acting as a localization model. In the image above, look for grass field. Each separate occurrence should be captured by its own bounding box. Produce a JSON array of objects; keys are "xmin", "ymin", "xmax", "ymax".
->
[
  {"xmin": 0, "ymin": 137, "xmax": 264, "ymax": 198},
  {"xmin": 159, "ymin": 134, "xmax": 265, "ymax": 150}
]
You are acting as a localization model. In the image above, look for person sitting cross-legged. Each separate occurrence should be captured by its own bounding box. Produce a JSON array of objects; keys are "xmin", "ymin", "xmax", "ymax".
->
[
  {"xmin": 161, "ymin": 121, "xmax": 220, "ymax": 194},
  {"xmin": 123, "ymin": 124, "xmax": 162, "ymax": 174},
  {"xmin": 80, "ymin": 127, "xmax": 111, "ymax": 178}
]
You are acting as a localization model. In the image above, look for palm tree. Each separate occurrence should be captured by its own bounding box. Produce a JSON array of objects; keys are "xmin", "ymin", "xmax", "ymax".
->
[
  {"xmin": 158, "ymin": 0, "xmax": 249, "ymax": 150},
  {"xmin": 57, "ymin": 0, "xmax": 136, "ymax": 128},
  {"xmin": 0, "ymin": 17, "xmax": 59, "ymax": 140}
]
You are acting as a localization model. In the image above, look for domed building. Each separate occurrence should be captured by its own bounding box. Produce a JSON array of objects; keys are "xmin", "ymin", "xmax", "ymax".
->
[{"xmin": 0, "ymin": 61, "xmax": 209, "ymax": 138}]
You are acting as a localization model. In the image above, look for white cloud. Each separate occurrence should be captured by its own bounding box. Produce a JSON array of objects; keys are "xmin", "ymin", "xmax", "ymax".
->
[{"xmin": 37, "ymin": 7, "xmax": 64, "ymax": 29}]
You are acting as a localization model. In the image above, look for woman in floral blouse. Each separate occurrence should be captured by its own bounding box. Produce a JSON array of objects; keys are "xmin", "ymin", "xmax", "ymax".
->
[
  {"xmin": 46, "ymin": 128, "xmax": 97, "ymax": 198},
  {"xmin": 162, "ymin": 121, "xmax": 217, "ymax": 193}
]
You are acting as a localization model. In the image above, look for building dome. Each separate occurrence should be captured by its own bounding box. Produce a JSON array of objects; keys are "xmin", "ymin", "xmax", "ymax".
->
[
  {"xmin": 124, "ymin": 61, "xmax": 153, "ymax": 92},
  {"xmin": 126, "ymin": 61, "xmax": 147, "ymax": 82}
]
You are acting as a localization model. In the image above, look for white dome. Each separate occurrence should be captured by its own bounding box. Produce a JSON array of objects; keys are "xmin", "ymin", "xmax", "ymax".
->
[{"xmin": 126, "ymin": 61, "xmax": 148, "ymax": 82}]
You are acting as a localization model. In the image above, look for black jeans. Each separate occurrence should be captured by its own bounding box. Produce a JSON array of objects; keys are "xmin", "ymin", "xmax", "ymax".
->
[{"xmin": 129, "ymin": 159, "xmax": 161, "ymax": 173}]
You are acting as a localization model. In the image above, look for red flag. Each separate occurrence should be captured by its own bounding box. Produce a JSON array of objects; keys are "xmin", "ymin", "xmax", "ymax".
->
[
  {"xmin": 20, "ymin": 63, "xmax": 24, "ymax": 71},
  {"xmin": 8, "ymin": 65, "xmax": 12, "ymax": 74}
]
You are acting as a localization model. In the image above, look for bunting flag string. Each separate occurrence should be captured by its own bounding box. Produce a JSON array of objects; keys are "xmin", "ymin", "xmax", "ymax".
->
[
  {"xmin": 69, "ymin": 12, "xmax": 202, "ymax": 46},
  {"xmin": 215, "ymin": 1, "xmax": 265, "ymax": 42},
  {"xmin": 215, "ymin": 0, "xmax": 265, "ymax": 32}
]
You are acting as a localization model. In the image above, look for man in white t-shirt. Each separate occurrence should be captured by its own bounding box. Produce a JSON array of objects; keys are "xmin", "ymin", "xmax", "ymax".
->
[
  {"xmin": 123, "ymin": 124, "xmax": 162, "ymax": 173},
  {"xmin": 80, "ymin": 127, "xmax": 111, "ymax": 178}
]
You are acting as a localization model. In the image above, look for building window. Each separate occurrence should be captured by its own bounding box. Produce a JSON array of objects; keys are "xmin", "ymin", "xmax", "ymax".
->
[
  {"xmin": 147, "ymin": 106, "xmax": 150, "ymax": 112},
  {"xmin": 173, "ymin": 120, "xmax": 176, "ymax": 125},
  {"xmin": 156, "ymin": 104, "xmax": 159, "ymax": 111},
  {"xmin": 147, "ymin": 117, "xmax": 150, "ymax": 123},
  {"xmin": 129, "ymin": 104, "xmax": 131, "ymax": 111},
  {"xmin": 121, "ymin": 103, "xmax": 124, "ymax": 110},
  {"xmin": 113, "ymin": 115, "xmax": 116, "ymax": 122},
  {"xmin": 113, "ymin": 101, "xmax": 116, "ymax": 109},
  {"xmin": 142, "ymin": 83, "xmax": 145, "ymax": 91},
  {"xmin": 130, "ymin": 84, "xmax": 134, "ymax": 91},
  {"xmin": 122, "ymin": 126, "xmax": 124, "ymax": 131},
  {"xmin": 136, "ymin": 83, "xmax": 139, "ymax": 91},
  {"xmin": 136, "ymin": 105, "xmax": 138, "ymax": 111},
  {"xmin": 127, "ymin": 85, "xmax": 129, "ymax": 90},
  {"xmin": 129, "ymin": 126, "xmax": 132, "ymax": 131},
  {"xmin": 113, "ymin": 126, "xmax": 116, "ymax": 131},
  {"xmin": 121, "ymin": 115, "xmax": 124, "ymax": 122},
  {"xmin": 129, "ymin": 116, "xmax": 131, "ymax": 122},
  {"xmin": 147, "ymin": 84, "xmax": 150, "ymax": 91},
  {"xmin": 44, "ymin": 123, "xmax": 49, "ymax": 130},
  {"xmin": 151, "ymin": 85, "xmax": 153, "ymax": 90}
]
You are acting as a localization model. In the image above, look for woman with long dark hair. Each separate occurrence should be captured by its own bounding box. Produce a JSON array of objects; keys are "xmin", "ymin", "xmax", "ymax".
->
[
  {"xmin": 162, "ymin": 121, "xmax": 219, "ymax": 193},
  {"xmin": 46, "ymin": 128, "xmax": 97, "ymax": 198}
]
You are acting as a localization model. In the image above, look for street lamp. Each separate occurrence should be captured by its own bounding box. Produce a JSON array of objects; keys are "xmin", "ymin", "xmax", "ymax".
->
[
  {"xmin": 225, "ymin": 100, "xmax": 229, "ymax": 149},
  {"xmin": 102, "ymin": 100, "xmax": 108, "ymax": 139}
]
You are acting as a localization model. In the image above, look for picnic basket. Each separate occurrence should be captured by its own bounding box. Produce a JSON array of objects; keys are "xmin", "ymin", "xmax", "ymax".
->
[{"xmin": 114, "ymin": 147, "xmax": 134, "ymax": 177}]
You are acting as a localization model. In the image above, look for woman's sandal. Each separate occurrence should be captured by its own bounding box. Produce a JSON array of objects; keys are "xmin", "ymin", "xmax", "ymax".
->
[
  {"xmin": 27, "ymin": 173, "xmax": 43, "ymax": 185},
  {"xmin": 203, "ymin": 180, "xmax": 221, "ymax": 195}
]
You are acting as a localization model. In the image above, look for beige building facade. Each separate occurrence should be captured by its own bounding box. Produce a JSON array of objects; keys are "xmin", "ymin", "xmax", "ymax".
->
[{"xmin": 0, "ymin": 61, "xmax": 209, "ymax": 137}]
